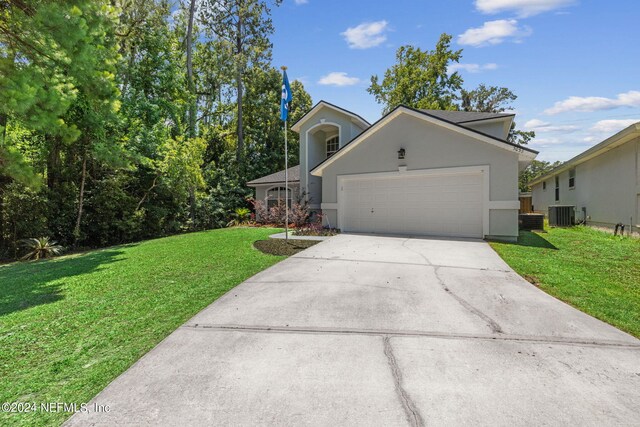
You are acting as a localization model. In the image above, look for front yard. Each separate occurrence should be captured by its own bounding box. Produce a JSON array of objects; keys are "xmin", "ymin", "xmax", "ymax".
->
[
  {"xmin": 0, "ymin": 227, "xmax": 284, "ymax": 427},
  {"xmin": 490, "ymin": 226, "xmax": 640, "ymax": 338}
]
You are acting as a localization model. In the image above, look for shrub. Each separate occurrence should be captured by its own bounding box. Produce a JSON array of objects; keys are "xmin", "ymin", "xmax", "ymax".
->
[
  {"xmin": 227, "ymin": 207, "xmax": 252, "ymax": 227},
  {"xmin": 290, "ymin": 197, "xmax": 310, "ymax": 228},
  {"xmin": 19, "ymin": 237, "xmax": 64, "ymax": 261},
  {"xmin": 249, "ymin": 198, "xmax": 311, "ymax": 227}
]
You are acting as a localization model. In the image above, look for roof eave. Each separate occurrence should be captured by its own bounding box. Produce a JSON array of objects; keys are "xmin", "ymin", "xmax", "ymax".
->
[
  {"xmin": 528, "ymin": 123, "xmax": 640, "ymax": 187},
  {"xmin": 247, "ymin": 180, "xmax": 301, "ymax": 187},
  {"xmin": 457, "ymin": 114, "xmax": 515, "ymax": 124}
]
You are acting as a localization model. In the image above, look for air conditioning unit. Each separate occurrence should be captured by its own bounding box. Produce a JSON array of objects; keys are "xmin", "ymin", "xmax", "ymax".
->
[{"xmin": 548, "ymin": 205, "xmax": 575, "ymax": 227}]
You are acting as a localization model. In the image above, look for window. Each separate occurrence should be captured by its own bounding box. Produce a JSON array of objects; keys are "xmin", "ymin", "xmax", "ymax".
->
[
  {"xmin": 542, "ymin": 181, "xmax": 546, "ymax": 191},
  {"xmin": 555, "ymin": 176, "xmax": 560, "ymax": 202},
  {"xmin": 326, "ymin": 135, "xmax": 339, "ymax": 158},
  {"xmin": 569, "ymin": 168, "xmax": 576, "ymax": 188},
  {"xmin": 266, "ymin": 187, "xmax": 292, "ymax": 209}
]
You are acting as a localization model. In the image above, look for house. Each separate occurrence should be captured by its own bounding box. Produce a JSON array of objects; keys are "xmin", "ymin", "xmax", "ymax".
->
[
  {"xmin": 248, "ymin": 101, "xmax": 538, "ymax": 241},
  {"xmin": 530, "ymin": 122, "xmax": 640, "ymax": 233}
]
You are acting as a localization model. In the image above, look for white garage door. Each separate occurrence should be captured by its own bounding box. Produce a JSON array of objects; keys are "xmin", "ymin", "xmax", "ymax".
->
[{"xmin": 341, "ymin": 171, "xmax": 484, "ymax": 238}]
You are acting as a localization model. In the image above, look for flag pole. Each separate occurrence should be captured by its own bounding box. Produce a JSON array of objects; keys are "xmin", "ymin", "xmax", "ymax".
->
[
  {"xmin": 282, "ymin": 66, "xmax": 289, "ymax": 242},
  {"xmin": 285, "ymin": 118, "xmax": 288, "ymax": 242}
]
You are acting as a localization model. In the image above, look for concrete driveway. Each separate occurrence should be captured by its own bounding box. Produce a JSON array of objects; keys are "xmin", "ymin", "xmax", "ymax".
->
[{"xmin": 66, "ymin": 234, "xmax": 640, "ymax": 426}]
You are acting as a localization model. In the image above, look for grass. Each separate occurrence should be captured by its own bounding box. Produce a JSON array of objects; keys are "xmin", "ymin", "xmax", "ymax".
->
[
  {"xmin": 490, "ymin": 226, "xmax": 640, "ymax": 338},
  {"xmin": 0, "ymin": 227, "xmax": 284, "ymax": 427},
  {"xmin": 253, "ymin": 238, "xmax": 319, "ymax": 256}
]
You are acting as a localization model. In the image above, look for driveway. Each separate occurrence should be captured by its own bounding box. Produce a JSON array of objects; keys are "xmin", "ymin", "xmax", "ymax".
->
[{"xmin": 66, "ymin": 234, "xmax": 640, "ymax": 426}]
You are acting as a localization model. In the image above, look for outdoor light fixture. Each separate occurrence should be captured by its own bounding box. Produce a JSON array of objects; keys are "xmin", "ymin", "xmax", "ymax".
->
[{"xmin": 397, "ymin": 148, "xmax": 406, "ymax": 160}]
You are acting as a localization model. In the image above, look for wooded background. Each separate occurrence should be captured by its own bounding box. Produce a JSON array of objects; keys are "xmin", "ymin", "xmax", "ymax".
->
[{"xmin": 0, "ymin": 0, "xmax": 552, "ymax": 260}]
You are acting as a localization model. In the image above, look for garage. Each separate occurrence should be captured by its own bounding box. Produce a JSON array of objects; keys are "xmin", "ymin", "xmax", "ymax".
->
[
  {"xmin": 339, "ymin": 169, "xmax": 484, "ymax": 238},
  {"xmin": 302, "ymin": 106, "xmax": 538, "ymax": 242}
]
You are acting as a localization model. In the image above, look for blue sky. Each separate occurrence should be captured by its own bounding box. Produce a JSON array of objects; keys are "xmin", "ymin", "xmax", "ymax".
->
[{"xmin": 269, "ymin": 0, "xmax": 640, "ymax": 162}]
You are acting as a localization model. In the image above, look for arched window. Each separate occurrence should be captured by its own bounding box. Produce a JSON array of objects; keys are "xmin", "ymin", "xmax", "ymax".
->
[
  {"xmin": 266, "ymin": 187, "xmax": 292, "ymax": 209},
  {"xmin": 326, "ymin": 135, "xmax": 339, "ymax": 158}
]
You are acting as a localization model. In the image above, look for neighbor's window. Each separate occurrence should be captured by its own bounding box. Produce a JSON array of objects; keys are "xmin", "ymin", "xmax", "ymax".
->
[
  {"xmin": 555, "ymin": 176, "xmax": 560, "ymax": 202},
  {"xmin": 326, "ymin": 135, "xmax": 339, "ymax": 158},
  {"xmin": 569, "ymin": 168, "xmax": 576, "ymax": 188},
  {"xmin": 266, "ymin": 187, "xmax": 292, "ymax": 209},
  {"xmin": 542, "ymin": 181, "xmax": 546, "ymax": 190}
]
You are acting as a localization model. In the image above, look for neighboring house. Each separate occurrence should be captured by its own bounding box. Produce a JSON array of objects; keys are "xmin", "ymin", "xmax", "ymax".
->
[
  {"xmin": 530, "ymin": 122, "xmax": 640, "ymax": 233},
  {"xmin": 248, "ymin": 101, "xmax": 538, "ymax": 241}
]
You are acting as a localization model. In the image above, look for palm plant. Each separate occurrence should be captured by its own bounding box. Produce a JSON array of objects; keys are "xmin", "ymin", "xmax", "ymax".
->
[
  {"xmin": 227, "ymin": 207, "xmax": 252, "ymax": 227},
  {"xmin": 19, "ymin": 237, "xmax": 64, "ymax": 261}
]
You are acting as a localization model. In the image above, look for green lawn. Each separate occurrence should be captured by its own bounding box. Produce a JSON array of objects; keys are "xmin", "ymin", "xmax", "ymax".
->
[
  {"xmin": 490, "ymin": 226, "xmax": 640, "ymax": 338},
  {"xmin": 0, "ymin": 227, "xmax": 284, "ymax": 427}
]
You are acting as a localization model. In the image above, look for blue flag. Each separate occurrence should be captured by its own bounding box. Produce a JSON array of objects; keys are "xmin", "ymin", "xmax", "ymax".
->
[{"xmin": 280, "ymin": 70, "xmax": 292, "ymax": 121}]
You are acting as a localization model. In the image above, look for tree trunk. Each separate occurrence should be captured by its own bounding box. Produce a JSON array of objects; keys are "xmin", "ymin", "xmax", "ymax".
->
[
  {"xmin": 73, "ymin": 153, "xmax": 87, "ymax": 246},
  {"xmin": 0, "ymin": 177, "xmax": 7, "ymax": 255},
  {"xmin": 0, "ymin": 113, "xmax": 7, "ymax": 252},
  {"xmin": 186, "ymin": 0, "xmax": 197, "ymax": 138},
  {"xmin": 0, "ymin": 113, "xmax": 7, "ymax": 146},
  {"xmin": 235, "ymin": 14, "xmax": 244, "ymax": 164},
  {"xmin": 186, "ymin": 0, "xmax": 198, "ymax": 227},
  {"xmin": 136, "ymin": 175, "xmax": 159, "ymax": 211},
  {"xmin": 46, "ymin": 136, "xmax": 61, "ymax": 190}
]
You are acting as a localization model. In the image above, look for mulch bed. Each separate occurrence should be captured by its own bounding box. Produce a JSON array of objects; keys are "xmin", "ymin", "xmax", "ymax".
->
[{"xmin": 253, "ymin": 239, "xmax": 319, "ymax": 256}]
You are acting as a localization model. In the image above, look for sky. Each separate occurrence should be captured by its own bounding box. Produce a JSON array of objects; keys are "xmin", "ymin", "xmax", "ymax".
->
[{"xmin": 269, "ymin": 0, "xmax": 640, "ymax": 162}]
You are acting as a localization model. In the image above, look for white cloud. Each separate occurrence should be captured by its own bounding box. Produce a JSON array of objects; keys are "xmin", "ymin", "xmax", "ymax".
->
[
  {"xmin": 458, "ymin": 19, "xmax": 532, "ymax": 47},
  {"xmin": 589, "ymin": 119, "xmax": 639, "ymax": 134},
  {"xmin": 341, "ymin": 21, "xmax": 388, "ymax": 49},
  {"xmin": 544, "ymin": 91, "xmax": 640, "ymax": 115},
  {"xmin": 523, "ymin": 118, "xmax": 578, "ymax": 132},
  {"xmin": 293, "ymin": 0, "xmax": 308, "ymax": 4},
  {"xmin": 318, "ymin": 72, "xmax": 360, "ymax": 86},
  {"xmin": 475, "ymin": 0, "xmax": 575, "ymax": 17},
  {"xmin": 528, "ymin": 137, "xmax": 564, "ymax": 147},
  {"xmin": 448, "ymin": 63, "xmax": 498, "ymax": 73}
]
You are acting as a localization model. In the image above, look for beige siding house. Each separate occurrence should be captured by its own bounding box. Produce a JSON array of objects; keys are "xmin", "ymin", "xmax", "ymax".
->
[
  {"xmin": 530, "ymin": 122, "xmax": 640, "ymax": 233},
  {"xmin": 249, "ymin": 101, "xmax": 538, "ymax": 241}
]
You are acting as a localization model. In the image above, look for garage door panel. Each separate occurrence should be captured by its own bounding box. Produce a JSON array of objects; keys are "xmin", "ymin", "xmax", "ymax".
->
[{"xmin": 341, "ymin": 171, "xmax": 483, "ymax": 238}]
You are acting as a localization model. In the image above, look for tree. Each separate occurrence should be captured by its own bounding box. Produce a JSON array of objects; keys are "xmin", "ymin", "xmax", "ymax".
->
[
  {"xmin": 0, "ymin": 1, "xmax": 123, "ymax": 246},
  {"xmin": 519, "ymin": 160, "xmax": 561, "ymax": 192},
  {"xmin": 461, "ymin": 84, "xmax": 517, "ymax": 113},
  {"xmin": 508, "ymin": 123, "xmax": 535, "ymax": 146},
  {"xmin": 242, "ymin": 66, "xmax": 312, "ymax": 178},
  {"xmin": 368, "ymin": 34, "xmax": 463, "ymax": 114},
  {"xmin": 459, "ymin": 84, "xmax": 535, "ymax": 145},
  {"xmin": 0, "ymin": 0, "xmax": 314, "ymax": 259},
  {"xmin": 199, "ymin": 0, "xmax": 281, "ymax": 165}
]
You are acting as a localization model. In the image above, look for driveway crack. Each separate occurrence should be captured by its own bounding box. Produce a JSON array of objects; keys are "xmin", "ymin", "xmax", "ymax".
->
[
  {"xmin": 383, "ymin": 336, "xmax": 425, "ymax": 427},
  {"xmin": 434, "ymin": 266, "xmax": 504, "ymax": 334},
  {"xmin": 401, "ymin": 238, "xmax": 433, "ymax": 265}
]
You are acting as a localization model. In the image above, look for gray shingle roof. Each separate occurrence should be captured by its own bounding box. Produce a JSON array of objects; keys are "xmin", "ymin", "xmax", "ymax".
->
[
  {"xmin": 246, "ymin": 165, "xmax": 300, "ymax": 185},
  {"xmin": 419, "ymin": 109, "xmax": 514, "ymax": 124}
]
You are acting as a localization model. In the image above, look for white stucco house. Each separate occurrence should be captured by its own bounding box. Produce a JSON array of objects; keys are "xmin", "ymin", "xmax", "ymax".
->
[
  {"xmin": 248, "ymin": 101, "xmax": 538, "ymax": 241},
  {"xmin": 530, "ymin": 122, "xmax": 640, "ymax": 233}
]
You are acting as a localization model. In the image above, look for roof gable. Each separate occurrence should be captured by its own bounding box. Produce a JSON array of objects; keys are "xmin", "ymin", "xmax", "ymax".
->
[
  {"xmin": 419, "ymin": 109, "xmax": 514, "ymax": 124},
  {"xmin": 310, "ymin": 105, "xmax": 537, "ymax": 176},
  {"xmin": 290, "ymin": 101, "xmax": 370, "ymax": 133}
]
